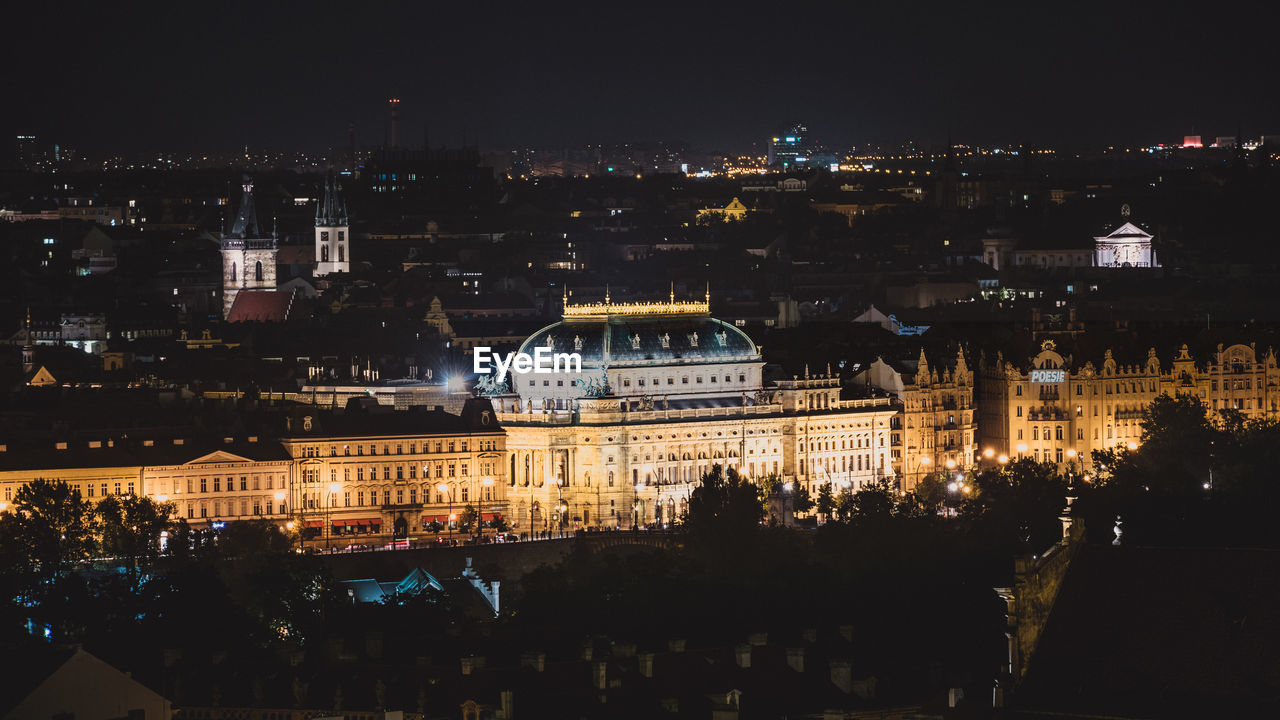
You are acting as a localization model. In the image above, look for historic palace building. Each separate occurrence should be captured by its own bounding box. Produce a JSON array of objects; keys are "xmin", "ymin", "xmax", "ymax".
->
[
  {"xmin": 0, "ymin": 401, "xmax": 507, "ymax": 547},
  {"xmin": 855, "ymin": 348, "xmax": 978, "ymax": 491},
  {"xmin": 278, "ymin": 399, "xmax": 507, "ymax": 543},
  {"xmin": 484, "ymin": 292, "xmax": 896, "ymax": 532},
  {"xmin": 978, "ymin": 340, "xmax": 1280, "ymax": 472}
]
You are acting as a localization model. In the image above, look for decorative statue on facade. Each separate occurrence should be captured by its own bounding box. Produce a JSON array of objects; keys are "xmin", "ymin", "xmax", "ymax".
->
[
  {"xmin": 639, "ymin": 395, "xmax": 655, "ymax": 411},
  {"xmin": 582, "ymin": 368, "xmax": 612, "ymax": 397},
  {"xmin": 474, "ymin": 373, "xmax": 509, "ymax": 396}
]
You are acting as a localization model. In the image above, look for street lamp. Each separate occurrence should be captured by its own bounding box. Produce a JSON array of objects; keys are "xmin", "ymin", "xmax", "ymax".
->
[
  {"xmin": 480, "ymin": 477, "xmax": 495, "ymax": 541},
  {"xmin": 437, "ymin": 482, "xmax": 451, "ymax": 542},
  {"xmin": 983, "ymin": 448, "xmax": 995, "ymax": 460},
  {"xmin": 327, "ymin": 482, "xmax": 341, "ymax": 549},
  {"xmin": 915, "ymin": 456, "xmax": 932, "ymax": 492},
  {"xmin": 634, "ymin": 482, "xmax": 645, "ymax": 530},
  {"xmin": 997, "ymin": 455, "xmax": 1009, "ymax": 465}
]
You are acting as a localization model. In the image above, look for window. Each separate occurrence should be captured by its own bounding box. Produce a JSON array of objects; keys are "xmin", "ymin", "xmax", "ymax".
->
[
  {"xmin": 200, "ymin": 478, "xmax": 208, "ymax": 493},
  {"xmin": 344, "ymin": 491, "xmax": 350, "ymax": 507},
  {"xmin": 1016, "ymin": 385, "xmax": 1023, "ymax": 396},
  {"xmin": 213, "ymin": 477, "xmax": 221, "ymax": 492},
  {"xmin": 240, "ymin": 477, "xmax": 247, "ymax": 491},
  {"xmin": 357, "ymin": 491, "xmax": 364, "ymax": 506}
]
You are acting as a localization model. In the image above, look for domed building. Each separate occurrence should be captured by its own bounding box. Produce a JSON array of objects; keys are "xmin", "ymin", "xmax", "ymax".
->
[
  {"xmin": 507, "ymin": 290, "xmax": 765, "ymax": 412},
  {"xmin": 485, "ymin": 292, "xmax": 897, "ymax": 534}
]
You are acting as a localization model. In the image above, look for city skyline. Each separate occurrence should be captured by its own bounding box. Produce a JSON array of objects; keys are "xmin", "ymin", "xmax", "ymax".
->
[{"xmin": 5, "ymin": 1, "xmax": 1279, "ymax": 154}]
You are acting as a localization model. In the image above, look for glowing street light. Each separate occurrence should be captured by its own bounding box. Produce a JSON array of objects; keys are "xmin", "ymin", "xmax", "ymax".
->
[
  {"xmin": 984, "ymin": 448, "xmax": 996, "ymax": 459},
  {"xmin": 997, "ymin": 455, "xmax": 1009, "ymax": 464},
  {"xmin": 437, "ymin": 482, "xmax": 452, "ymax": 541}
]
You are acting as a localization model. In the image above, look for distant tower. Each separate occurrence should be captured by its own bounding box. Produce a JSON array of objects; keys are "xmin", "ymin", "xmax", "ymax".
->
[
  {"xmin": 314, "ymin": 174, "xmax": 350, "ymax": 276},
  {"xmin": 220, "ymin": 175, "xmax": 277, "ymax": 318},
  {"xmin": 389, "ymin": 98, "xmax": 401, "ymax": 150}
]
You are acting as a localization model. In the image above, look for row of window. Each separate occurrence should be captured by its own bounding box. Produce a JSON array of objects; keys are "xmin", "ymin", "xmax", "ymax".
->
[{"xmin": 298, "ymin": 439, "xmax": 499, "ymax": 458}]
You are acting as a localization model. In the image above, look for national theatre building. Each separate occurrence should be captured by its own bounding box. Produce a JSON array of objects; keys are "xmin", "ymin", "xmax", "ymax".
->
[{"xmin": 484, "ymin": 294, "xmax": 897, "ymax": 532}]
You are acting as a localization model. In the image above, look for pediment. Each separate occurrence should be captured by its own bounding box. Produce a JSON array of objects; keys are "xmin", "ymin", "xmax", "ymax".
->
[{"xmin": 185, "ymin": 450, "xmax": 255, "ymax": 465}]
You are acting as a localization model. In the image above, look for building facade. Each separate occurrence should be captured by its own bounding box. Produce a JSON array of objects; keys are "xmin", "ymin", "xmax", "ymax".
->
[
  {"xmin": 978, "ymin": 340, "xmax": 1280, "ymax": 472},
  {"xmin": 278, "ymin": 400, "xmax": 507, "ymax": 543},
  {"xmin": 856, "ymin": 348, "xmax": 978, "ymax": 490},
  {"xmin": 485, "ymin": 294, "xmax": 896, "ymax": 532}
]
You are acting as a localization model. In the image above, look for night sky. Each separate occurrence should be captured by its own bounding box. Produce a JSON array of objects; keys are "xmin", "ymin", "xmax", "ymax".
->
[{"xmin": 5, "ymin": 0, "xmax": 1279, "ymax": 154}]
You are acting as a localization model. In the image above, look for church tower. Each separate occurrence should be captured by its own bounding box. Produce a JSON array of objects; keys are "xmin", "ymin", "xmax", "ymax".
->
[
  {"xmin": 221, "ymin": 175, "xmax": 277, "ymax": 318},
  {"xmin": 314, "ymin": 174, "xmax": 350, "ymax": 276}
]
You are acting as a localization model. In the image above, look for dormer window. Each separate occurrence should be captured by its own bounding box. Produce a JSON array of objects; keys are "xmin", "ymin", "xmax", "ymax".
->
[
  {"xmin": 545, "ymin": 335, "xmax": 555, "ymax": 349},
  {"xmin": 573, "ymin": 335, "xmax": 583, "ymax": 350},
  {"xmin": 660, "ymin": 333, "xmax": 670, "ymax": 348},
  {"xmin": 631, "ymin": 334, "xmax": 641, "ymax": 349},
  {"xmin": 715, "ymin": 331, "xmax": 727, "ymax": 347},
  {"xmin": 688, "ymin": 332, "xmax": 699, "ymax": 347}
]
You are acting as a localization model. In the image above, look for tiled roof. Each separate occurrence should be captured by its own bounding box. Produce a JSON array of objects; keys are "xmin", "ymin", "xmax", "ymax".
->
[{"xmin": 227, "ymin": 289, "xmax": 296, "ymax": 323}]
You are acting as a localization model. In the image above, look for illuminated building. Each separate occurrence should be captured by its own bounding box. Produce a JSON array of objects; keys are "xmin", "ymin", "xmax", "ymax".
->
[
  {"xmin": 855, "ymin": 349, "xmax": 977, "ymax": 490},
  {"xmin": 220, "ymin": 176, "xmax": 278, "ymax": 318},
  {"xmin": 978, "ymin": 340, "xmax": 1280, "ymax": 472},
  {"xmin": 278, "ymin": 400, "xmax": 507, "ymax": 543},
  {"xmin": 767, "ymin": 125, "xmax": 808, "ymax": 168},
  {"xmin": 1093, "ymin": 216, "xmax": 1158, "ymax": 268},
  {"xmin": 696, "ymin": 197, "xmax": 749, "ymax": 222},
  {"xmin": 485, "ymin": 292, "xmax": 896, "ymax": 532},
  {"xmin": 313, "ymin": 174, "xmax": 350, "ymax": 276},
  {"xmin": 140, "ymin": 440, "xmax": 294, "ymax": 527}
]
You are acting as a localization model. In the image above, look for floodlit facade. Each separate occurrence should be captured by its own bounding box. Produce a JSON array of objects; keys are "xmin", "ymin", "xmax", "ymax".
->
[
  {"xmin": 855, "ymin": 348, "xmax": 978, "ymax": 490},
  {"xmin": 485, "ymin": 294, "xmax": 896, "ymax": 532},
  {"xmin": 978, "ymin": 340, "xmax": 1280, "ymax": 472}
]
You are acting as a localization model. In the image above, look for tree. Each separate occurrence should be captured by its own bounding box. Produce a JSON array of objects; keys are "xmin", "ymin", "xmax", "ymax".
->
[
  {"xmin": 460, "ymin": 503, "xmax": 479, "ymax": 535},
  {"xmin": 792, "ymin": 480, "xmax": 814, "ymax": 515},
  {"xmin": 96, "ymin": 493, "xmax": 176, "ymax": 587},
  {"xmin": 834, "ymin": 488, "xmax": 855, "ymax": 523},
  {"xmin": 684, "ymin": 464, "xmax": 763, "ymax": 546},
  {"xmin": 816, "ymin": 482, "xmax": 836, "ymax": 523},
  {"xmin": 962, "ymin": 459, "xmax": 1068, "ymax": 551},
  {"xmin": 5, "ymin": 478, "xmax": 95, "ymax": 582},
  {"xmin": 849, "ymin": 479, "xmax": 896, "ymax": 522}
]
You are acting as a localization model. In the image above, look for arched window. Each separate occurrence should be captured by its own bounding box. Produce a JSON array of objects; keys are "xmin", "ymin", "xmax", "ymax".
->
[
  {"xmin": 230, "ymin": 263, "xmax": 236, "ymax": 282},
  {"xmin": 255, "ymin": 261, "xmax": 263, "ymax": 281}
]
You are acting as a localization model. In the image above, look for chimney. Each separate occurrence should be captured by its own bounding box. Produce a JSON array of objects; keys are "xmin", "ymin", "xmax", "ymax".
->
[
  {"xmin": 734, "ymin": 643, "xmax": 752, "ymax": 669},
  {"xmin": 829, "ymin": 660, "xmax": 852, "ymax": 693},
  {"xmin": 837, "ymin": 624, "xmax": 853, "ymax": 642},
  {"xmin": 520, "ymin": 651, "xmax": 545, "ymax": 672},
  {"xmin": 785, "ymin": 647, "xmax": 805, "ymax": 673},
  {"xmin": 667, "ymin": 638, "xmax": 686, "ymax": 653},
  {"xmin": 747, "ymin": 631, "xmax": 767, "ymax": 647},
  {"xmin": 591, "ymin": 660, "xmax": 607, "ymax": 690},
  {"xmin": 638, "ymin": 652, "xmax": 654, "ymax": 678},
  {"xmin": 388, "ymin": 98, "xmax": 401, "ymax": 150}
]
